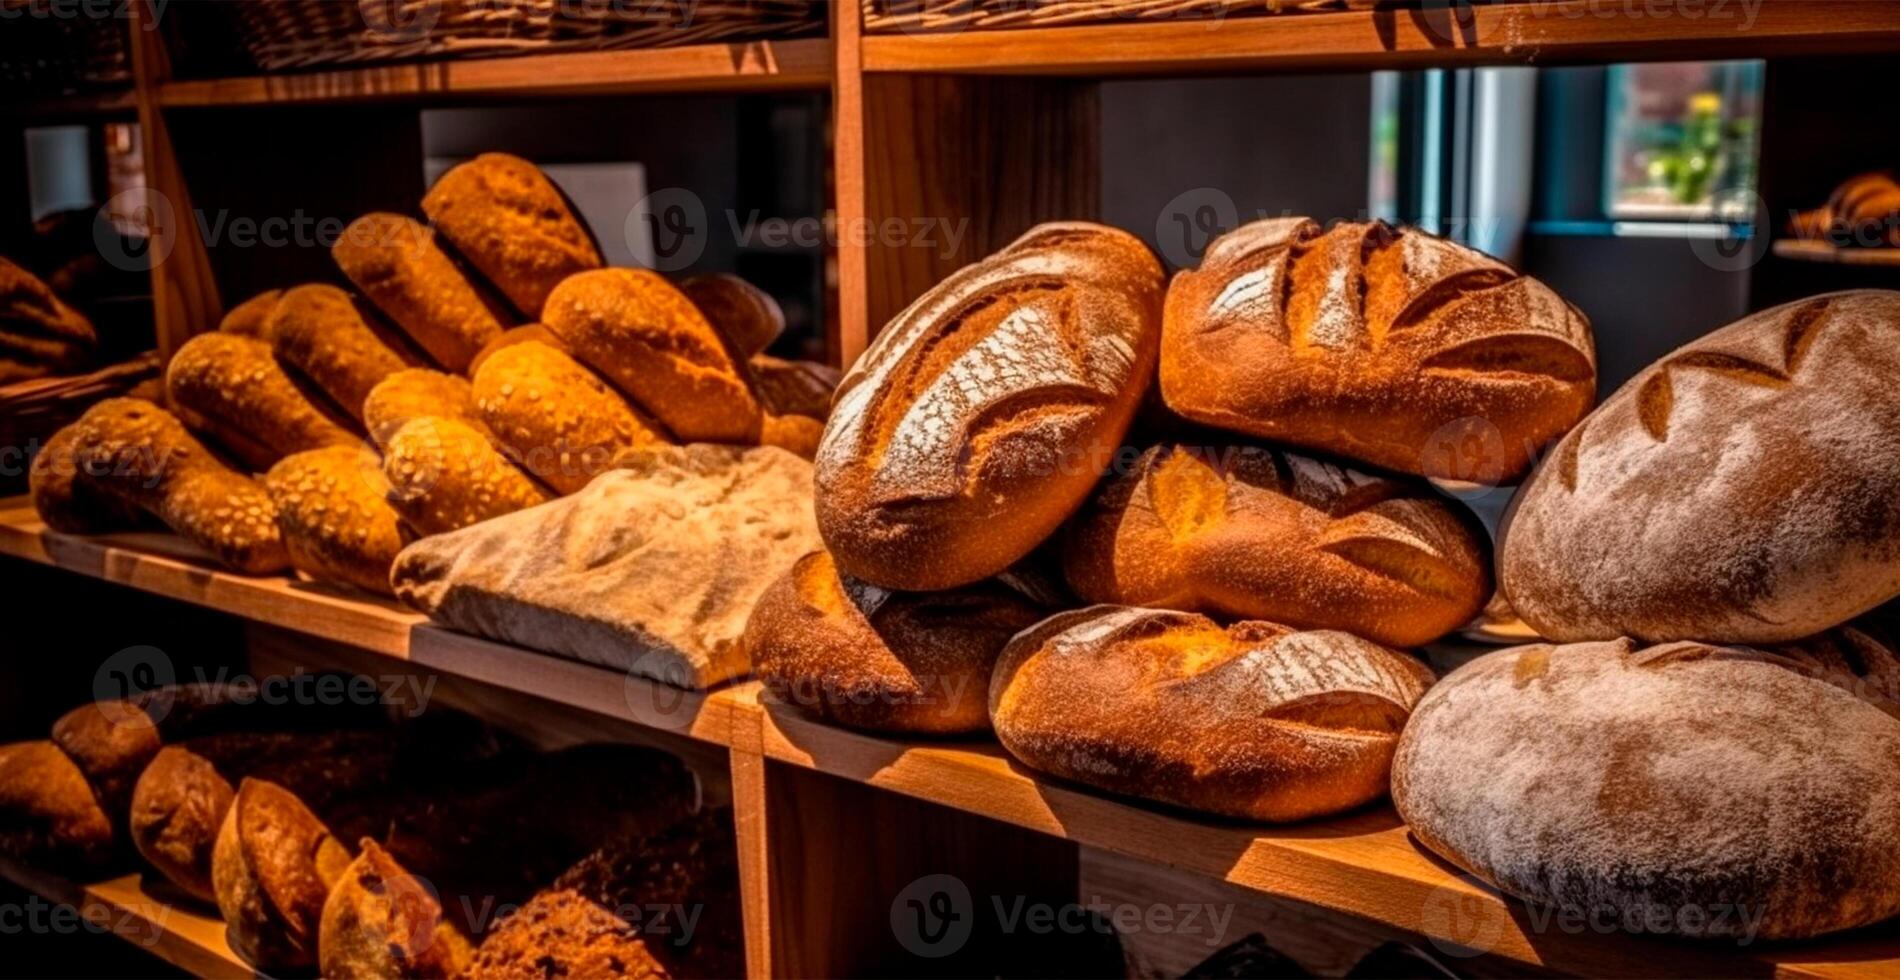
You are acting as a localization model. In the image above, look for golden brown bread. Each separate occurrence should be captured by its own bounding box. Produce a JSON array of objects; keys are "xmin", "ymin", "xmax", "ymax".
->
[
  {"xmin": 319, "ymin": 838, "xmax": 474, "ymax": 979},
  {"xmin": 265, "ymin": 446, "xmax": 410, "ymax": 594},
  {"xmin": 1060, "ymin": 442, "xmax": 1490, "ymax": 647},
  {"xmin": 212, "ymin": 778, "xmax": 353, "ymax": 973},
  {"xmin": 334, "ymin": 212, "xmax": 508, "ymax": 373},
  {"xmin": 751, "ymin": 353, "xmax": 838, "ymax": 419},
  {"xmin": 364, "ymin": 368, "xmax": 489, "ymax": 450},
  {"xmin": 681, "ymin": 272, "xmax": 784, "ymax": 357},
  {"xmin": 383, "ymin": 416, "xmax": 551, "ymax": 535},
  {"xmin": 130, "ymin": 744, "xmax": 237, "ymax": 901},
  {"xmin": 218, "ymin": 289, "xmax": 283, "ymax": 340},
  {"xmin": 0, "ymin": 741, "xmax": 114, "ymax": 871},
  {"xmin": 421, "ymin": 152, "xmax": 602, "ymax": 318},
  {"xmin": 29, "ymin": 419, "xmax": 149, "ymax": 534},
  {"xmin": 816, "ymin": 222, "xmax": 1165, "ymax": 591},
  {"xmin": 268, "ymin": 284, "xmax": 411, "ymax": 422},
  {"xmin": 990, "ymin": 605, "xmax": 1435, "ymax": 821},
  {"xmin": 1160, "ymin": 218, "xmax": 1596, "ymax": 485},
  {"xmin": 49, "ymin": 700, "xmax": 162, "ymax": 823},
  {"xmin": 468, "ymin": 322, "xmax": 567, "ymax": 377},
  {"xmin": 746, "ymin": 551, "xmax": 1045, "ymax": 733},
  {"xmin": 757, "ymin": 412, "xmax": 823, "ymax": 460},
  {"xmin": 543, "ymin": 267, "xmax": 763, "ymax": 443},
  {"xmin": 471, "ymin": 340, "xmax": 669, "ymax": 495},
  {"xmin": 65, "ymin": 398, "xmax": 291, "ymax": 573},
  {"xmin": 1824, "ymin": 172, "xmax": 1900, "ymax": 247},
  {"xmin": 165, "ymin": 332, "xmax": 362, "ymax": 471}
]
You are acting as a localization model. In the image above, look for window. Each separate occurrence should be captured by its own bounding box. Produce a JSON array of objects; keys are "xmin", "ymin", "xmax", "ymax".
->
[{"xmin": 1602, "ymin": 61, "xmax": 1763, "ymax": 223}]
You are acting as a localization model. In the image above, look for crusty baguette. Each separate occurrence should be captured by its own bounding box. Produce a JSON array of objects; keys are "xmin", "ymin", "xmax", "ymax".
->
[
  {"xmin": 420, "ymin": 152, "xmax": 602, "ymax": 318},
  {"xmin": 164, "ymin": 332, "xmax": 362, "ymax": 471},
  {"xmin": 468, "ymin": 322, "xmax": 568, "ymax": 377},
  {"xmin": 333, "ymin": 212, "xmax": 508, "ymax": 373},
  {"xmin": 264, "ymin": 446, "xmax": 410, "ymax": 594},
  {"xmin": 383, "ymin": 416, "xmax": 550, "ymax": 535},
  {"xmin": 268, "ymin": 284, "xmax": 411, "ymax": 423},
  {"xmin": 471, "ymin": 339, "xmax": 669, "ymax": 495},
  {"xmin": 217, "ymin": 289, "xmax": 283, "ymax": 340},
  {"xmin": 363, "ymin": 367, "xmax": 489, "ymax": 451},
  {"xmin": 682, "ymin": 272, "xmax": 784, "ymax": 358}
]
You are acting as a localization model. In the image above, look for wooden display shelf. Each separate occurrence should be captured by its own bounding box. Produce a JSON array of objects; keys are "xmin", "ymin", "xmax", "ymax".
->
[
  {"xmin": 0, "ymin": 89, "xmax": 138, "ymax": 122},
  {"xmin": 0, "ymin": 861, "xmax": 249, "ymax": 979},
  {"xmin": 859, "ymin": 2, "xmax": 1900, "ymax": 77},
  {"xmin": 154, "ymin": 38, "xmax": 832, "ymax": 108},
  {"xmin": 1772, "ymin": 239, "xmax": 1900, "ymax": 268}
]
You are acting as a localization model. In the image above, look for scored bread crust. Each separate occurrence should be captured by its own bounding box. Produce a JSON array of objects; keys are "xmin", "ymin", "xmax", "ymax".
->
[
  {"xmin": 212, "ymin": 778, "xmax": 353, "ymax": 973},
  {"xmin": 745, "ymin": 551, "xmax": 1046, "ymax": 734},
  {"xmin": 362, "ymin": 368, "xmax": 488, "ymax": 450},
  {"xmin": 1392, "ymin": 631, "xmax": 1900, "ymax": 941},
  {"xmin": 816, "ymin": 222, "xmax": 1166, "ymax": 591},
  {"xmin": 1160, "ymin": 218, "xmax": 1595, "ymax": 485},
  {"xmin": 264, "ymin": 446, "xmax": 410, "ymax": 595},
  {"xmin": 421, "ymin": 152, "xmax": 602, "ymax": 319},
  {"xmin": 334, "ymin": 212, "xmax": 508, "ymax": 374},
  {"xmin": 382, "ymin": 416, "xmax": 551, "ymax": 536},
  {"xmin": 164, "ymin": 332, "xmax": 362, "ymax": 471},
  {"xmin": 990, "ymin": 605, "xmax": 1434, "ymax": 822},
  {"xmin": 472, "ymin": 339, "xmax": 670, "ymax": 495},
  {"xmin": 1061, "ymin": 442, "xmax": 1489, "ymax": 648},
  {"xmin": 1501, "ymin": 290, "xmax": 1900, "ymax": 644},
  {"xmin": 267, "ymin": 284, "xmax": 410, "ymax": 423}
]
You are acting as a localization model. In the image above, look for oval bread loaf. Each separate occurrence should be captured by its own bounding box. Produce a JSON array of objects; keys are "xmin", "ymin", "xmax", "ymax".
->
[
  {"xmin": 469, "ymin": 322, "xmax": 568, "ymax": 377},
  {"xmin": 682, "ymin": 272, "xmax": 784, "ymax": 358},
  {"xmin": 29, "ymin": 419, "xmax": 148, "ymax": 534},
  {"xmin": 164, "ymin": 332, "xmax": 361, "ymax": 471},
  {"xmin": 421, "ymin": 152, "xmax": 602, "ymax": 318},
  {"xmin": 472, "ymin": 339, "xmax": 670, "ymax": 495},
  {"xmin": 990, "ymin": 605, "xmax": 1434, "ymax": 821},
  {"xmin": 382, "ymin": 416, "xmax": 550, "ymax": 535},
  {"xmin": 816, "ymin": 222, "xmax": 1166, "ymax": 591},
  {"xmin": 212, "ymin": 778, "xmax": 353, "ymax": 973},
  {"xmin": 0, "ymin": 741, "xmax": 114, "ymax": 872},
  {"xmin": 318, "ymin": 838, "xmax": 473, "ymax": 979},
  {"xmin": 267, "ymin": 284, "xmax": 410, "ymax": 423},
  {"xmin": 334, "ymin": 212, "xmax": 507, "ymax": 373},
  {"xmin": 1392, "ymin": 631, "xmax": 1900, "ymax": 940},
  {"xmin": 1500, "ymin": 290, "xmax": 1900, "ymax": 643},
  {"xmin": 362, "ymin": 368, "xmax": 489, "ymax": 450},
  {"xmin": 217, "ymin": 289, "xmax": 282, "ymax": 340},
  {"xmin": 1161, "ymin": 218, "xmax": 1595, "ymax": 484},
  {"xmin": 264, "ymin": 446, "xmax": 410, "ymax": 595}
]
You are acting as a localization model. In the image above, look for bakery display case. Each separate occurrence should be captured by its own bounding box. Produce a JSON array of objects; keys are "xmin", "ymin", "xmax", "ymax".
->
[{"xmin": 7, "ymin": 2, "xmax": 1900, "ymax": 978}]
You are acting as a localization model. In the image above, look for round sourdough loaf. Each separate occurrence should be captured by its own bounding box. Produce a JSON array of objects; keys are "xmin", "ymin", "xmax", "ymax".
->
[
  {"xmin": 1392, "ymin": 630, "xmax": 1900, "ymax": 940},
  {"xmin": 1500, "ymin": 291, "xmax": 1900, "ymax": 643},
  {"xmin": 816, "ymin": 223, "xmax": 1165, "ymax": 591},
  {"xmin": 1060, "ymin": 442, "xmax": 1489, "ymax": 647},
  {"xmin": 744, "ymin": 550, "xmax": 1046, "ymax": 733},
  {"xmin": 1160, "ymin": 218, "xmax": 1595, "ymax": 485},
  {"xmin": 990, "ymin": 605, "xmax": 1434, "ymax": 821}
]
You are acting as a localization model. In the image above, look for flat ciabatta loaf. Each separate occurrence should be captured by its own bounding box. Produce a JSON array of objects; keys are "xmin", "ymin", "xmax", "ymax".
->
[
  {"xmin": 990, "ymin": 605, "xmax": 1433, "ymax": 821},
  {"xmin": 1391, "ymin": 631, "xmax": 1900, "ymax": 941},
  {"xmin": 1501, "ymin": 291, "xmax": 1900, "ymax": 643},
  {"xmin": 391, "ymin": 445, "xmax": 820, "ymax": 689},
  {"xmin": 1060, "ymin": 442, "xmax": 1489, "ymax": 648},
  {"xmin": 1161, "ymin": 218, "xmax": 1595, "ymax": 485},
  {"xmin": 817, "ymin": 223, "xmax": 1165, "ymax": 591}
]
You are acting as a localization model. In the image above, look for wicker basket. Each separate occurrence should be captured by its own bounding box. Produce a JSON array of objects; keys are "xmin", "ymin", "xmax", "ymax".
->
[
  {"xmin": 862, "ymin": 0, "xmax": 1414, "ymax": 34},
  {"xmin": 0, "ymin": 0, "xmax": 131, "ymax": 93},
  {"xmin": 226, "ymin": 0, "xmax": 824, "ymax": 71}
]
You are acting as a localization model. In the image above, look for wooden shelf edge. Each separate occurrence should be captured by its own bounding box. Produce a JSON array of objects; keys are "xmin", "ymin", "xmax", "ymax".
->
[
  {"xmin": 0, "ymin": 861, "xmax": 249, "ymax": 979},
  {"xmin": 0, "ymin": 89, "xmax": 139, "ymax": 122},
  {"xmin": 1772, "ymin": 239, "xmax": 1900, "ymax": 267},
  {"xmin": 156, "ymin": 38, "xmax": 831, "ymax": 107}
]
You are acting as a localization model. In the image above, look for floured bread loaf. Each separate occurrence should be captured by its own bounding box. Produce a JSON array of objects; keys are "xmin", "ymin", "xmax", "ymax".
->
[
  {"xmin": 392, "ymin": 444, "xmax": 820, "ymax": 689},
  {"xmin": 746, "ymin": 551, "xmax": 1046, "ymax": 733},
  {"xmin": 265, "ymin": 446, "xmax": 410, "ymax": 595},
  {"xmin": 990, "ymin": 605, "xmax": 1434, "ymax": 821},
  {"xmin": 817, "ymin": 223, "xmax": 1165, "ymax": 591},
  {"xmin": 334, "ymin": 212, "xmax": 507, "ymax": 373},
  {"xmin": 165, "ymin": 332, "xmax": 361, "ymax": 470},
  {"xmin": 471, "ymin": 339, "xmax": 670, "ymax": 495},
  {"xmin": 267, "ymin": 284, "xmax": 410, "ymax": 423},
  {"xmin": 1061, "ymin": 442, "xmax": 1489, "ymax": 647},
  {"xmin": 1392, "ymin": 631, "xmax": 1900, "ymax": 940},
  {"xmin": 1161, "ymin": 218, "xmax": 1595, "ymax": 484},
  {"xmin": 682, "ymin": 272, "xmax": 784, "ymax": 357},
  {"xmin": 1501, "ymin": 291, "xmax": 1900, "ymax": 643},
  {"xmin": 362, "ymin": 368, "xmax": 488, "ymax": 450},
  {"xmin": 421, "ymin": 152, "xmax": 602, "ymax": 318}
]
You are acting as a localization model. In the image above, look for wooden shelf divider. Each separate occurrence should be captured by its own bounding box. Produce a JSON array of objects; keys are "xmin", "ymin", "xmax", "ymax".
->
[{"xmin": 0, "ymin": 861, "xmax": 250, "ymax": 980}]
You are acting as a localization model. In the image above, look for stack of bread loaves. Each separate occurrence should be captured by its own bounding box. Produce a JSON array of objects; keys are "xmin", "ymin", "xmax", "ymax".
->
[{"xmin": 748, "ymin": 217, "xmax": 1595, "ymax": 823}]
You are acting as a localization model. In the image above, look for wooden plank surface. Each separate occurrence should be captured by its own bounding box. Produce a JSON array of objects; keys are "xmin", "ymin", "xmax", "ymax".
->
[
  {"xmin": 862, "ymin": 1, "xmax": 1900, "ymax": 76},
  {"xmin": 1771, "ymin": 239, "xmax": 1900, "ymax": 268},
  {"xmin": 0, "ymin": 861, "xmax": 250, "ymax": 980}
]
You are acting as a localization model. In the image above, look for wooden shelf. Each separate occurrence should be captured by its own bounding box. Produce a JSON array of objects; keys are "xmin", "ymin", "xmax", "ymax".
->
[
  {"xmin": 0, "ymin": 89, "xmax": 138, "ymax": 122},
  {"xmin": 1773, "ymin": 239, "xmax": 1900, "ymax": 267},
  {"xmin": 0, "ymin": 861, "xmax": 249, "ymax": 979},
  {"xmin": 155, "ymin": 39, "xmax": 831, "ymax": 108},
  {"xmin": 860, "ymin": 2, "xmax": 1900, "ymax": 76}
]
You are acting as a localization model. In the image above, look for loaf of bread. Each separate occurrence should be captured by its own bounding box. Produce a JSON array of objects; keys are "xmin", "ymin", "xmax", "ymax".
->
[
  {"xmin": 1825, "ymin": 172, "xmax": 1900, "ymax": 246},
  {"xmin": 318, "ymin": 838, "xmax": 474, "ymax": 979},
  {"xmin": 751, "ymin": 353, "xmax": 838, "ymax": 419},
  {"xmin": 212, "ymin": 778, "xmax": 354, "ymax": 972},
  {"xmin": 1392, "ymin": 630, "xmax": 1900, "ymax": 940},
  {"xmin": 746, "ymin": 551, "xmax": 1045, "ymax": 733},
  {"xmin": 165, "ymin": 332, "xmax": 361, "ymax": 471},
  {"xmin": 682, "ymin": 272, "xmax": 784, "ymax": 357},
  {"xmin": 1160, "ymin": 218, "xmax": 1596, "ymax": 485},
  {"xmin": 542, "ymin": 267, "xmax": 761, "ymax": 443},
  {"xmin": 363, "ymin": 367, "xmax": 488, "ymax": 450},
  {"xmin": 468, "ymin": 322, "xmax": 568, "ymax": 376},
  {"xmin": 268, "ymin": 284, "xmax": 410, "ymax": 423},
  {"xmin": 471, "ymin": 339, "xmax": 669, "ymax": 495},
  {"xmin": 382, "ymin": 416, "xmax": 550, "ymax": 535},
  {"xmin": 421, "ymin": 152, "xmax": 602, "ymax": 318},
  {"xmin": 265, "ymin": 446, "xmax": 410, "ymax": 594},
  {"xmin": 333, "ymin": 212, "xmax": 507, "ymax": 373},
  {"xmin": 1501, "ymin": 291, "xmax": 1900, "ymax": 644},
  {"xmin": 991, "ymin": 605, "xmax": 1434, "ymax": 821},
  {"xmin": 0, "ymin": 255, "xmax": 96, "ymax": 373},
  {"xmin": 130, "ymin": 743, "xmax": 238, "ymax": 900},
  {"xmin": 759, "ymin": 412, "xmax": 824, "ymax": 459},
  {"xmin": 65, "ymin": 398, "xmax": 291, "ymax": 573},
  {"xmin": 1060, "ymin": 442, "xmax": 1489, "ymax": 647},
  {"xmin": 816, "ymin": 223, "xmax": 1165, "ymax": 591},
  {"xmin": 48, "ymin": 700, "xmax": 161, "ymax": 823},
  {"xmin": 29, "ymin": 419, "xmax": 148, "ymax": 534},
  {"xmin": 217, "ymin": 289, "xmax": 283, "ymax": 340},
  {"xmin": 0, "ymin": 741, "xmax": 114, "ymax": 871}
]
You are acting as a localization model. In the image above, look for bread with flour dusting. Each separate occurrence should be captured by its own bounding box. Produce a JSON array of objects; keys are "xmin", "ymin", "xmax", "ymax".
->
[
  {"xmin": 1161, "ymin": 218, "xmax": 1595, "ymax": 484},
  {"xmin": 1500, "ymin": 290, "xmax": 1900, "ymax": 644},
  {"xmin": 1392, "ymin": 630, "xmax": 1900, "ymax": 940},
  {"xmin": 990, "ymin": 605, "xmax": 1434, "ymax": 821},
  {"xmin": 816, "ymin": 223, "xmax": 1165, "ymax": 591},
  {"xmin": 1060, "ymin": 442, "xmax": 1489, "ymax": 647}
]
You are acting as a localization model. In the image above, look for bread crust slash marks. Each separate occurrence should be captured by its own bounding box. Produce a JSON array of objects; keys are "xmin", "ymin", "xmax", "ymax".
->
[{"xmin": 1633, "ymin": 297, "xmax": 1834, "ymax": 444}]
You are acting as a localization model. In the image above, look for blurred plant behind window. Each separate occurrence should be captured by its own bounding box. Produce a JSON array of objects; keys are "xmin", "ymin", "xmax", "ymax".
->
[{"xmin": 1604, "ymin": 61, "xmax": 1763, "ymax": 222}]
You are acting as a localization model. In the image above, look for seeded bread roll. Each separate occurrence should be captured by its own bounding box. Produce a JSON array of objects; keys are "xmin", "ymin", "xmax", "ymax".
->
[
  {"xmin": 318, "ymin": 838, "xmax": 474, "ymax": 979},
  {"xmin": 267, "ymin": 284, "xmax": 410, "ymax": 423},
  {"xmin": 0, "ymin": 741, "xmax": 114, "ymax": 872},
  {"xmin": 472, "ymin": 340, "xmax": 669, "ymax": 495},
  {"xmin": 421, "ymin": 152, "xmax": 602, "ymax": 318},
  {"xmin": 29, "ymin": 419, "xmax": 148, "ymax": 533},
  {"xmin": 816, "ymin": 223, "xmax": 1166, "ymax": 591},
  {"xmin": 212, "ymin": 778, "xmax": 353, "ymax": 973},
  {"xmin": 682, "ymin": 272, "xmax": 784, "ymax": 357},
  {"xmin": 363, "ymin": 368, "xmax": 488, "ymax": 450},
  {"xmin": 746, "ymin": 551, "xmax": 1046, "ymax": 733},
  {"xmin": 468, "ymin": 322, "xmax": 568, "ymax": 377},
  {"xmin": 991, "ymin": 605, "xmax": 1434, "ymax": 821},
  {"xmin": 165, "ymin": 332, "xmax": 361, "ymax": 471},
  {"xmin": 217, "ymin": 289, "xmax": 283, "ymax": 340},
  {"xmin": 1061, "ymin": 442, "xmax": 1489, "ymax": 648},
  {"xmin": 1392, "ymin": 631, "xmax": 1900, "ymax": 941},
  {"xmin": 751, "ymin": 353, "xmax": 838, "ymax": 419},
  {"xmin": 66, "ymin": 398, "xmax": 290, "ymax": 573},
  {"xmin": 543, "ymin": 267, "xmax": 762, "ymax": 443},
  {"xmin": 383, "ymin": 416, "xmax": 550, "ymax": 535},
  {"xmin": 1161, "ymin": 218, "xmax": 1596, "ymax": 485},
  {"xmin": 333, "ymin": 212, "xmax": 507, "ymax": 373},
  {"xmin": 1502, "ymin": 291, "xmax": 1900, "ymax": 644},
  {"xmin": 264, "ymin": 446, "xmax": 410, "ymax": 595}
]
